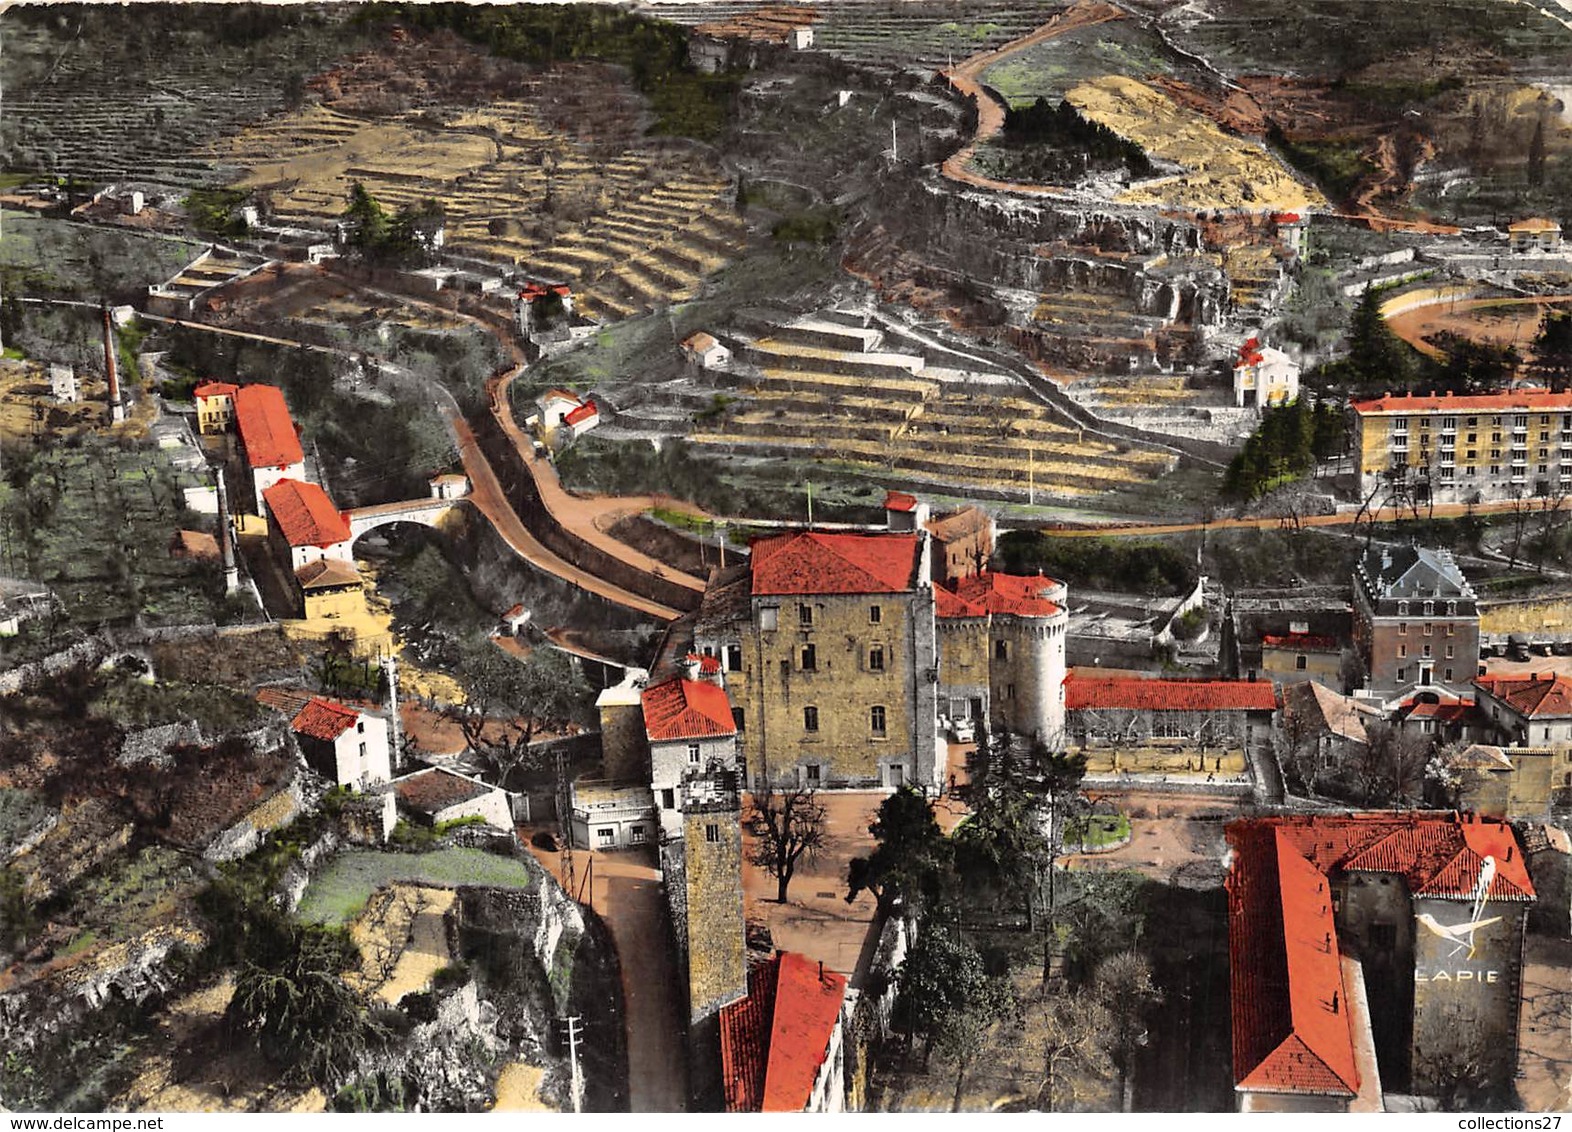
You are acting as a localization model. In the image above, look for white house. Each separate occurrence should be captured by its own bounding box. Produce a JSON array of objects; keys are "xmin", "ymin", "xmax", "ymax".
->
[
  {"xmin": 393, "ymin": 767, "xmax": 514, "ymax": 830},
  {"xmin": 262, "ymin": 479, "xmax": 354, "ymax": 572},
  {"xmin": 428, "ymin": 472, "xmax": 470, "ymax": 500},
  {"xmin": 643, "ymin": 661, "xmax": 739, "ymax": 839},
  {"xmin": 538, "ymin": 388, "xmax": 584, "ymax": 428},
  {"xmin": 49, "ymin": 364, "xmax": 78, "ymax": 403},
  {"xmin": 569, "ymin": 779, "xmax": 657, "ymax": 850},
  {"xmin": 499, "ymin": 603, "xmax": 531, "ymax": 636},
  {"xmin": 1508, "ymin": 218, "xmax": 1563, "ymax": 254},
  {"xmin": 290, "ymin": 697, "xmax": 392, "ymax": 789},
  {"xmin": 1232, "ymin": 337, "xmax": 1300, "ymax": 409},
  {"xmin": 234, "ymin": 384, "xmax": 307, "ymax": 513},
  {"xmin": 682, "ymin": 331, "xmax": 731, "ymax": 370},
  {"xmin": 563, "ymin": 398, "xmax": 600, "ymax": 438}
]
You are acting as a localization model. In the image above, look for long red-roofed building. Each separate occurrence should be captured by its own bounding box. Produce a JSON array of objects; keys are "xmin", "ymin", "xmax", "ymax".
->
[
  {"xmin": 719, "ymin": 951, "xmax": 848, "ymax": 1112},
  {"xmin": 262, "ymin": 478, "xmax": 353, "ymax": 573},
  {"xmin": 1227, "ymin": 813, "xmax": 1534, "ymax": 1110},
  {"xmin": 1352, "ymin": 387, "xmax": 1572, "ymax": 506},
  {"xmin": 233, "ymin": 384, "xmax": 306, "ymax": 511}
]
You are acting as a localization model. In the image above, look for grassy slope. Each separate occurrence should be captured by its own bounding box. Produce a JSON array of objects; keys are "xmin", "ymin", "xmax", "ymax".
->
[{"xmin": 298, "ymin": 847, "xmax": 534, "ymax": 924}]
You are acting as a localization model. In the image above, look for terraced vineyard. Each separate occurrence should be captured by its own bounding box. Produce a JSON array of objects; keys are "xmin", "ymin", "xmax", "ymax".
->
[
  {"xmin": 0, "ymin": 7, "xmax": 370, "ymax": 188},
  {"xmin": 653, "ymin": 0, "xmax": 1068, "ymax": 70},
  {"xmin": 682, "ymin": 310, "xmax": 1175, "ymax": 499},
  {"xmin": 207, "ymin": 88, "xmax": 745, "ymax": 321}
]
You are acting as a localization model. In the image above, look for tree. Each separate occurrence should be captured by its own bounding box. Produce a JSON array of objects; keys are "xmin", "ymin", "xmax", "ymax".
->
[
  {"xmin": 450, "ymin": 641, "xmax": 590, "ymax": 790},
  {"xmin": 1093, "ymin": 951, "xmax": 1162, "ymax": 1112},
  {"xmin": 344, "ymin": 182, "xmax": 389, "ymax": 253},
  {"xmin": 1340, "ymin": 285, "xmax": 1417, "ymax": 392},
  {"xmin": 1527, "ymin": 117, "xmax": 1546, "ymax": 188},
  {"xmin": 954, "ymin": 729, "xmax": 1051, "ymax": 919},
  {"xmin": 893, "ymin": 925, "xmax": 1000, "ymax": 1060},
  {"xmin": 1532, "ymin": 309, "xmax": 1572, "ymax": 393},
  {"xmin": 845, "ymin": 785, "xmax": 952, "ymax": 918},
  {"xmin": 933, "ymin": 974, "xmax": 1016, "ymax": 1111},
  {"xmin": 1355, "ymin": 719, "xmax": 1431, "ymax": 805},
  {"xmin": 745, "ymin": 780, "xmax": 826, "ymax": 903},
  {"xmin": 1018, "ymin": 988, "xmax": 1116, "ymax": 1112}
]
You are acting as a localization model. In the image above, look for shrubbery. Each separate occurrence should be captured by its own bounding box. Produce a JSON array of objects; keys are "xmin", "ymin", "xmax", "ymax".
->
[{"xmin": 993, "ymin": 532, "xmax": 1196, "ymax": 596}]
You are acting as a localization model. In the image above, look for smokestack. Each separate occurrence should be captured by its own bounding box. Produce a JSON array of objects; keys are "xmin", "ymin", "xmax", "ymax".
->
[
  {"xmin": 214, "ymin": 470, "xmax": 240, "ymax": 595},
  {"xmin": 102, "ymin": 305, "xmax": 124, "ymax": 423}
]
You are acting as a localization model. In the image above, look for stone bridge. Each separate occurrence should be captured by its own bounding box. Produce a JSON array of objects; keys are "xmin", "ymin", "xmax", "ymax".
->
[{"xmin": 345, "ymin": 497, "xmax": 466, "ymax": 542}]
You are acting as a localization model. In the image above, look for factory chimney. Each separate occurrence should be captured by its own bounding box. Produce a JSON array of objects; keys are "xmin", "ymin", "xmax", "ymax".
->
[
  {"xmin": 214, "ymin": 469, "xmax": 240, "ymax": 595},
  {"xmin": 101, "ymin": 305, "xmax": 124, "ymax": 423}
]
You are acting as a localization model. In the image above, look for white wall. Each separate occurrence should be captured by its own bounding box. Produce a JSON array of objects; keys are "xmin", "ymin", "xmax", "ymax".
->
[{"xmin": 332, "ymin": 712, "xmax": 392, "ymax": 789}]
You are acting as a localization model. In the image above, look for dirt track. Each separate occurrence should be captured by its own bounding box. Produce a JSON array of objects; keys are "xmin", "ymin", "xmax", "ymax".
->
[{"xmin": 1386, "ymin": 294, "xmax": 1572, "ymax": 361}]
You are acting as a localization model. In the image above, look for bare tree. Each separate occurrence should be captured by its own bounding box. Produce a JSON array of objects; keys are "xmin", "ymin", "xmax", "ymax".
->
[
  {"xmin": 1017, "ymin": 988, "xmax": 1116, "ymax": 1112},
  {"xmin": 745, "ymin": 780, "xmax": 827, "ymax": 903},
  {"xmin": 1094, "ymin": 951, "xmax": 1163, "ymax": 1113},
  {"xmin": 448, "ymin": 642, "xmax": 589, "ymax": 790}
]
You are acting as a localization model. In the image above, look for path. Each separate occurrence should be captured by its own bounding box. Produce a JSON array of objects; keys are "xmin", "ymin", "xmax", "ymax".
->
[
  {"xmin": 938, "ymin": 1, "xmax": 1125, "ymax": 197},
  {"xmin": 1386, "ymin": 293, "xmax": 1572, "ymax": 361},
  {"xmin": 522, "ymin": 835, "xmax": 689, "ymax": 1113},
  {"xmin": 132, "ymin": 302, "xmax": 684, "ymax": 620}
]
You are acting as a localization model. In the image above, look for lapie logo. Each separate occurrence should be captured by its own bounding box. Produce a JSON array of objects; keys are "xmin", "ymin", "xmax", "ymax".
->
[{"xmin": 1415, "ymin": 968, "xmax": 1501, "ymax": 984}]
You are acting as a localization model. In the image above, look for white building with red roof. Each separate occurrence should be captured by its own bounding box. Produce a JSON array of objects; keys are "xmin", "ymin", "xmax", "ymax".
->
[
  {"xmin": 1472, "ymin": 671, "xmax": 1572, "ymax": 745},
  {"xmin": 289, "ymin": 695, "xmax": 391, "ymax": 789},
  {"xmin": 1228, "ymin": 813, "xmax": 1534, "ymax": 1109},
  {"xmin": 233, "ymin": 383, "xmax": 306, "ymax": 512},
  {"xmin": 681, "ymin": 331, "xmax": 731, "ymax": 370},
  {"xmin": 718, "ymin": 950, "xmax": 848, "ymax": 1112},
  {"xmin": 644, "ymin": 664, "xmax": 740, "ymax": 839},
  {"xmin": 262, "ymin": 478, "xmax": 353, "ymax": 572},
  {"xmin": 1232, "ymin": 336, "xmax": 1300, "ymax": 409}
]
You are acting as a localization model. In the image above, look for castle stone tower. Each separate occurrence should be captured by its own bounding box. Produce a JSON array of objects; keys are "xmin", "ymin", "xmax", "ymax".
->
[
  {"xmin": 989, "ymin": 578, "xmax": 1069, "ymax": 746},
  {"xmin": 680, "ymin": 768, "xmax": 747, "ymax": 1108}
]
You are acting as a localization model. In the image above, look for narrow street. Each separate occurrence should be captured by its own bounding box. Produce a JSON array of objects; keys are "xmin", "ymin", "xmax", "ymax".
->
[{"xmin": 522, "ymin": 836, "xmax": 689, "ymax": 1113}]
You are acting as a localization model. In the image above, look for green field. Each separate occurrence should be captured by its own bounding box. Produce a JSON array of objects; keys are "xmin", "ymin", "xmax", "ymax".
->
[
  {"xmin": 0, "ymin": 210, "xmax": 202, "ymax": 294},
  {"xmin": 297, "ymin": 847, "xmax": 535, "ymax": 925},
  {"xmin": 980, "ymin": 21, "xmax": 1175, "ymax": 107}
]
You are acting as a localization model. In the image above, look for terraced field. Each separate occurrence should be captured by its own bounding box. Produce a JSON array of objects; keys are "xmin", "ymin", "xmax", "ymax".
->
[
  {"xmin": 978, "ymin": 17, "xmax": 1175, "ymax": 106},
  {"xmin": 206, "ymin": 93, "xmax": 746, "ymax": 322},
  {"xmin": 685, "ymin": 311, "xmax": 1175, "ymax": 499}
]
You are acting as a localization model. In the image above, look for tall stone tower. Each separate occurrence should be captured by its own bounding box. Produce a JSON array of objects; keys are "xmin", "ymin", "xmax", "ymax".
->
[{"xmin": 679, "ymin": 767, "xmax": 747, "ymax": 1109}]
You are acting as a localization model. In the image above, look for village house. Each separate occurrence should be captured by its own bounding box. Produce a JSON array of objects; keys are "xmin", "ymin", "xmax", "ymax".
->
[
  {"xmin": 1351, "ymin": 545, "xmax": 1479, "ymax": 698},
  {"xmin": 428, "ymin": 472, "xmax": 469, "ymax": 501},
  {"xmin": 882, "ymin": 491, "xmax": 994, "ymax": 584},
  {"xmin": 233, "ymin": 383, "xmax": 306, "ymax": 512},
  {"xmin": 1274, "ymin": 211, "xmax": 1308, "ymax": 257},
  {"xmin": 1223, "ymin": 596, "xmax": 1353, "ymax": 688},
  {"xmin": 290, "ymin": 696, "xmax": 392, "ymax": 790},
  {"xmin": 48, "ymin": 363, "xmax": 77, "ymax": 404},
  {"xmin": 1351, "ymin": 388, "xmax": 1572, "ymax": 506},
  {"xmin": 293, "ymin": 557, "xmax": 364, "ymax": 621},
  {"xmin": 193, "ymin": 380, "xmax": 237, "ymax": 435},
  {"xmin": 1472, "ymin": 671, "xmax": 1572, "ymax": 745},
  {"xmin": 262, "ymin": 478, "xmax": 353, "ymax": 573},
  {"xmin": 569, "ymin": 779, "xmax": 657, "ymax": 851},
  {"xmin": 1232, "ymin": 337, "xmax": 1300, "ymax": 410},
  {"xmin": 393, "ymin": 766, "xmax": 514, "ymax": 831},
  {"xmin": 1507, "ymin": 217, "xmax": 1563, "ymax": 254},
  {"xmin": 1390, "ymin": 690, "xmax": 1485, "ymax": 745},
  {"xmin": 1281, "ymin": 680, "xmax": 1377, "ymax": 769},
  {"xmin": 643, "ymin": 661, "xmax": 740, "ymax": 839},
  {"xmin": 1227, "ymin": 814, "xmax": 1534, "ymax": 1109},
  {"xmin": 682, "ymin": 331, "xmax": 732, "ymax": 370},
  {"xmin": 1435, "ymin": 743, "xmax": 1568, "ymax": 820},
  {"xmin": 1260, "ymin": 631, "xmax": 1342, "ymax": 687},
  {"xmin": 719, "ymin": 951, "xmax": 848, "ymax": 1113}
]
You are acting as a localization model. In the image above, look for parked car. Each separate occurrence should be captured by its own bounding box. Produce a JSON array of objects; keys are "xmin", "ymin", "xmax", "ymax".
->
[
  {"xmin": 1507, "ymin": 634, "xmax": 1530, "ymax": 661},
  {"xmin": 951, "ymin": 718, "xmax": 976, "ymax": 743}
]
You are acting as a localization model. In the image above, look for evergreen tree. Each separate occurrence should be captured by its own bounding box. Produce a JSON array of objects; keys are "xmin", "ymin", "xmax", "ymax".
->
[
  {"xmin": 1528, "ymin": 117, "xmax": 1546, "ymax": 188},
  {"xmin": 1533, "ymin": 308, "xmax": 1572, "ymax": 392},
  {"xmin": 1343, "ymin": 285, "xmax": 1417, "ymax": 390}
]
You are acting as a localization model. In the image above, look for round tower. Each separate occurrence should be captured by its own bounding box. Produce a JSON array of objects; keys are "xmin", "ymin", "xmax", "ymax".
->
[{"xmin": 988, "ymin": 577, "xmax": 1068, "ymax": 746}]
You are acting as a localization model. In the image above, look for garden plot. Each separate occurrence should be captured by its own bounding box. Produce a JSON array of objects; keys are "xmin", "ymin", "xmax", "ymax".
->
[
  {"xmin": 297, "ymin": 847, "xmax": 533, "ymax": 925},
  {"xmin": 1067, "ymin": 76, "xmax": 1328, "ymax": 213},
  {"xmin": 345, "ymin": 883, "xmax": 459, "ymax": 1005},
  {"xmin": 979, "ymin": 17, "xmax": 1175, "ymax": 107}
]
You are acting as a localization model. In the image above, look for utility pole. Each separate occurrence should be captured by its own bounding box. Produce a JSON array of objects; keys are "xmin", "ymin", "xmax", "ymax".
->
[{"xmin": 563, "ymin": 1015, "xmax": 584, "ymax": 1113}]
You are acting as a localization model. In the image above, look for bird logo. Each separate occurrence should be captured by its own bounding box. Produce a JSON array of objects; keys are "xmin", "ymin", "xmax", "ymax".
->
[{"xmin": 1415, "ymin": 913, "xmax": 1503, "ymax": 960}]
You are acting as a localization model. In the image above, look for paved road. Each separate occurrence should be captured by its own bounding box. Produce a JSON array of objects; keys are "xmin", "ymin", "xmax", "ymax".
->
[{"xmin": 522, "ymin": 835, "xmax": 689, "ymax": 1113}]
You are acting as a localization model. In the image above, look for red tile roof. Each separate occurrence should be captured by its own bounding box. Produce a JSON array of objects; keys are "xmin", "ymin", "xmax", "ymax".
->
[
  {"xmin": 719, "ymin": 952, "xmax": 847, "ymax": 1112},
  {"xmin": 1351, "ymin": 387, "xmax": 1572, "ymax": 415},
  {"xmin": 564, "ymin": 400, "xmax": 598, "ymax": 426},
  {"xmin": 942, "ymin": 571, "xmax": 1063, "ymax": 619},
  {"xmin": 1400, "ymin": 695, "xmax": 1475, "ymax": 723},
  {"xmin": 290, "ymin": 696, "xmax": 360, "ymax": 742},
  {"xmin": 234, "ymin": 384, "xmax": 304, "ymax": 469},
  {"xmin": 1238, "ymin": 336, "xmax": 1263, "ymax": 366},
  {"xmin": 1473, "ymin": 674, "xmax": 1572, "ymax": 718},
  {"xmin": 642, "ymin": 677, "xmax": 736, "ymax": 742},
  {"xmin": 763, "ymin": 952, "xmax": 847, "ymax": 1112},
  {"xmin": 395, "ymin": 767, "xmax": 494, "ymax": 814},
  {"xmin": 1229, "ymin": 825, "xmax": 1360, "ymax": 1099},
  {"xmin": 883, "ymin": 490, "xmax": 918, "ymax": 512},
  {"xmin": 686, "ymin": 653, "xmax": 723, "ymax": 675},
  {"xmin": 1065, "ymin": 674, "xmax": 1278, "ymax": 713},
  {"xmin": 263, "ymin": 479, "xmax": 351, "ymax": 548},
  {"xmin": 1262, "ymin": 633, "xmax": 1340, "ymax": 652},
  {"xmin": 193, "ymin": 381, "xmax": 238, "ymax": 399},
  {"xmin": 721, "ymin": 955, "xmax": 778, "ymax": 1112},
  {"xmin": 1275, "ymin": 212, "xmax": 1303, "ymax": 224},
  {"xmin": 296, "ymin": 558, "xmax": 361, "ymax": 589},
  {"xmin": 1509, "ymin": 217, "xmax": 1561, "ymax": 233},
  {"xmin": 750, "ymin": 531, "xmax": 920, "ymax": 596},
  {"xmin": 683, "ymin": 331, "xmax": 720, "ymax": 353}
]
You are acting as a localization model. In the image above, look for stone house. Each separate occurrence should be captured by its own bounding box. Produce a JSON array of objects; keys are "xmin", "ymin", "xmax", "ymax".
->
[
  {"xmin": 682, "ymin": 331, "xmax": 732, "ymax": 370},
  {"xmin": 393, "ymin": 767, "xmax": 513, "ymax": 830},
  {"xmin": 294, "ymin": 558, "xmax": 364, "ymax": 621},
  {"xmin": 1351, "ymin": 545, "xmax": 1479, "ymax": 698},
  {"xmin": 644, "ymin": 662, "xmax": 740, "ymax": 839},
  {"xmin": 1228, "ymin": 814, "xmax": 1535, "ymax": 1110},
  {"xmin": 1260, "ymin": 631, "xmax": 1342, "ymax": 687},
  {"xmin": 1508, "ymin": 217, "xmax": 1562, "ymax": 253},
  {"xmin": 263, "ymin": 479, "xmax": 353, "ymax": 575},
  {"xmin": 49, "ymin": 363, "xmax": 78, "ymax": 404},
  {"xmin": 290, "ymin": 696, "xmax": 391, "ymax": 790},
  {"xmin": 1065, "ymin": 673, "xmax": 1277, "ymax": 778},
  {"xmin": 1436, "ymin": 743, "xmax": 1567, "ymax": 820},
  {"xmin": 1472, "ymin": 672, "xmax": 1572, "ymax": 745}
]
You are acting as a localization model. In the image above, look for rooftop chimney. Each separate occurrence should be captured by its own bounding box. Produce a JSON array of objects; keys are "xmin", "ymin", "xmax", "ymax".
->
[{"xmin": 102, "ymin": 305, "xmax": 124, "ymax": 423}]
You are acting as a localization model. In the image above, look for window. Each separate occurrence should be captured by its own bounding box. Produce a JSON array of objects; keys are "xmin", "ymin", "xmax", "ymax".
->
[
  {"xmin": 1399, "ymin": 644, "xmax": 1408, "ymax": 658},
  {"xmin": 1423, "ymin": 602, "xmax": 1434, "ymax": 616},
  {"xmin": 870, "ymin": 706, "xmax": 887, "ymax": 737},
  {"xmin": 1445, "ymin": 668, "xmax": 1454, "ymax": 682},
  {"xmin": 357, "ymin": 721, "xmax": 365, "ymax": 733},
  {"xmin": 869, "ymin": 645, "xmax": 885, "ymax": 672},
  {"xmin": 732, "ymin": 707, "xmax": 745, "ymax": 731},
  {"xmin": 1296, "ymin": 655, "xmax": 1307, "ymax": 670},
  {"xmin": 1398, "ymin": 622, "xmax": 1407, "ymax": 635},
  {"xmin": 1424, "ymin": 622, "xmax": 1433, "ymax": 636},
  {"xmin": 800, "ymin": 644, "xmax": 817, "ymax": 671},
  {"xmin": 799, "ymin": 603, "xmax": 814, "ymax": 627},
  {"xmin": 1445, "ymin": 645, "xmax": 1454, "ymax": 659},
  {"xmin": 726, "ymin": 644, "xmax": 743, "ymax": 672},
  {"xmin": 1422, "ymin": 644, "xmax": 1431, "ymax": 658},
  {"xmin": 359, "ymin": 742, "xmax": 367, "ymax": 760},
  {"xmin": 630, "ymin": 825, "xmax": 646, "ymax": 845},
  {"xmin": 597, "ymin": 828, "xmax": 614, "ymax": 844},
  {"xmin": 1397, "ymin": 601, "xmax": 1409, "ymax": 615},
  {"xmin": 661, "ymin": 789, "xmax": 675, "ymax": 809},
  {"xmin": 1006, "ymin": 683, "xmax": 1016, "ymax": 701},
  {"xmin": 804, "ymin": 706, "xmax": 819, "ymax": 732},
  {"xmin": 688, "ymin": 743, "xmax": 701, "ymax": 764},
  {"xmin": 805, "ymin": 763, "xmax": 821, "ymax": 785},
  {"xmin": 869, "ymin": 605, "xmax": 882, "ymax": 624},
  {"xmin": 760, "ymin": 607, "xmax": 778, "ymax": 631},
  {"xmin": 995, "ymin": 639, "xmax": 1009, "ymax": 661},
  {"xmin": 705, "ymin": 823, "xmax": 720, "ymax": 843}
]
